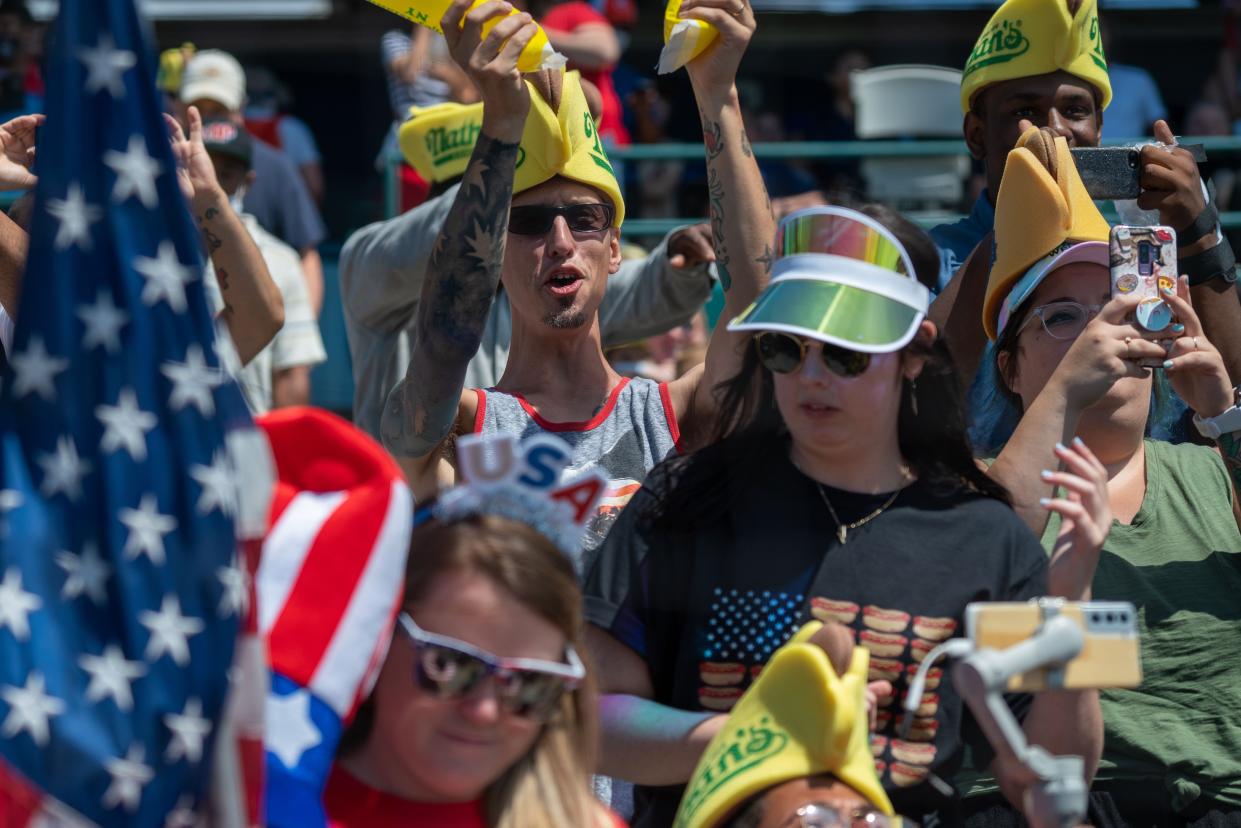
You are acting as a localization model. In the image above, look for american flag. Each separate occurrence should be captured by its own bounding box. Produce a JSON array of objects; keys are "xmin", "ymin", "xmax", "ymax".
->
[{"xmin": 0, "ymin": 0, "xmax": 270, "ymax": 825}]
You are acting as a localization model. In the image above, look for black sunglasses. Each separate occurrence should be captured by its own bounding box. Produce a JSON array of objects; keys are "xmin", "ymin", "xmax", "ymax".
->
[
  {"xmin": 398, "ymin": 613, "xmax": 584, "ymax": 720},
  {"xmin": 508, "ymin": 203, "xmax": 614, "ymax": 236},
  {"xmin": 755, "ymin": 331, "xmax": 872, "ymax": 378}
]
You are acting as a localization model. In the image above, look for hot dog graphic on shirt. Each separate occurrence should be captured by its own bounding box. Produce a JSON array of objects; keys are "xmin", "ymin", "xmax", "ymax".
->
[{"xmin": 811, "ymin": 600, "xmax": 958, "ymax": 790}]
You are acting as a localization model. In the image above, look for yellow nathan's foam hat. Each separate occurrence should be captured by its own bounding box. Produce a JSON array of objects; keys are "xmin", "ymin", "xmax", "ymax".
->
[
  {"xmin": 399, "ymin": 101, "xmax": 485, "ymax": 183},
  {"xmin": 960, "ymin": 0, "xmax": 1111, "ymax": 113},
  {"xmin": 673, "ymin": 622, "xmax": 894, "ymax": 828},
  {"xmin": 399, "ymin": 71, "xmax": 624, "ymax": 227},
  {"xmin": 983, "ymin": 127, "xmax": 1110, "ymax": 340}
]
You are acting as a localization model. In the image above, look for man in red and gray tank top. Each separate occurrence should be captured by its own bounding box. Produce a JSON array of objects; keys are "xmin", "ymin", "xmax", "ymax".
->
[{"xmin": 381, "ymin": 0, "xmax": 774, "ymax": 571}]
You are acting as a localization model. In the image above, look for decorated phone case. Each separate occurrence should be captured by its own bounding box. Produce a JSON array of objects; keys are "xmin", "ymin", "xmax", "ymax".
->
[{"xmin": 1109, "ymin": 225, "xmax": 1177, "ymax": 332}]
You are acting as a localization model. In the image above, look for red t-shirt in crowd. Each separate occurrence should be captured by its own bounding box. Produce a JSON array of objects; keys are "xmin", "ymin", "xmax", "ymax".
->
[
  {"xmin": 323, "ymin": 764, "xmax": 629, "ymax": 827},
  {"xmin": 324, "ymin": 766, "xmax": 487, "ymax": 828},
  {"xmin": 540, "ymin": 2, "xmax": 631, "ymax": 147}
]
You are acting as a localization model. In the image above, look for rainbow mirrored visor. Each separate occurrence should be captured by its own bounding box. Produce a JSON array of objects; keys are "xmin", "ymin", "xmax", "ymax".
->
[{"xmin": 729, "ymin": 207, "xmax": 930, "ymax": 354}]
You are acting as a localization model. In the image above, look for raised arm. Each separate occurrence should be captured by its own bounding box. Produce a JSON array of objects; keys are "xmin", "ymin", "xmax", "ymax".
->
[
  {"xmin": 666, "ymin": 0, "xmax": 774, "ymax": 439},
  {"xmin": 0, "ymin": 114, "xmax": 43, "ymax": 322},
  {"xmin": 168, "ymin": 108, "xmax": 283, "ymax": 366},
  {"xmin": 1141, "ymin": 121, "xmax": 1241, "ymax": 385},
  {"xmin": 380, "ymin": 0, "xmax": 538, "ymax": 492},
  {"xmin": 597, "ymin": 223, "xmax": 714, "ymax": 347}
]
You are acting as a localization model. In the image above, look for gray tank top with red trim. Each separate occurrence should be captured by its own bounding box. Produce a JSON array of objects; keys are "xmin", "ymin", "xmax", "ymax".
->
[{"xmin": 473, "ymin": 377, "xmax": 680, "ymax": 572}]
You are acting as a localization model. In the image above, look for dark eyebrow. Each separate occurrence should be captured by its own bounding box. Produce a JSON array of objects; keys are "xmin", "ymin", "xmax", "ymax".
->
[
  {"xmin": 1000, "ymin": 92, "xmax": 1046, "ymax": 106},
  {"xmin": 1041, "ymin": 296, "xmax": 1076, "ymax": 305}
]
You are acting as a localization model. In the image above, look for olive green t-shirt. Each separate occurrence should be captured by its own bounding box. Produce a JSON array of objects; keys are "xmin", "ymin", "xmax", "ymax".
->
[{"xmin": 963, "ymin": 439, "xmax": 1241, "ymax": 812}]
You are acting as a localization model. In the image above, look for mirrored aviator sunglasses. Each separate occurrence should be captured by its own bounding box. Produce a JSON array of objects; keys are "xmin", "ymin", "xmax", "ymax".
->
[
  {"xmin": 755, "ymin": 331, "xmax": 872, "ymax": 378},
  {"xmin": 398, "ymin": 613, "xmax": 584, "ymax": 720},
  {"xmin": 508, "ymin": 203, "xmax": 614, "ymax": 236}
]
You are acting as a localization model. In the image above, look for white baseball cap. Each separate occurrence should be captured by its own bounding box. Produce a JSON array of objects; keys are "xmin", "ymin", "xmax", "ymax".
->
[{"xmin": 180, "ymin": 49, "xmax": 246, "ymax": 112}]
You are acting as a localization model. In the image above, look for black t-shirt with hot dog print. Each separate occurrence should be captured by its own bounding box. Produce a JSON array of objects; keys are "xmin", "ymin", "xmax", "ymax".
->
[{"xmin": 585, "ymin": 435, "xmax": 1047, "ymax": 827}]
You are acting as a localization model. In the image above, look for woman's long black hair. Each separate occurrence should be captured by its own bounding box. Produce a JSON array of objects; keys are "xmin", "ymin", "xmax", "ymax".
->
[{"xmin": 650, "ymin": 203, "xmax": 1010, "ymax": 530}]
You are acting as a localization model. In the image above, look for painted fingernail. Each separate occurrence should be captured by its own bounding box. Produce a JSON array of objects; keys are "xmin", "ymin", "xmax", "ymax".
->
[
  {"xmin": 1040, "ymin": 469, "xmax": 1054, "ymax": 480},
  {"xmin": 1163, "ymin": 285, "xmax": 1175, "ymax": 295},
  {"xmin": 1171, "ymin": 323, "xmax": 1185, "ymax": 333},
  {"xmin": 1163, "ymin": 359, "xmax": 1174, "ymax": 370},
  {"xmin": 1073, "ymin": 436, "xmax": 1086, "ymax": 449},
  {"xmin": 1039, "ymin": 497, "xmax": 1052, "ymax": 507}
]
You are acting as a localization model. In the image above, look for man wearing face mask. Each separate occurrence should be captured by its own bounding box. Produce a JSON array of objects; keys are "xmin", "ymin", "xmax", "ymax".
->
[{"xmin": 201, "ymin": 118, "xmax": 325, "ymax": 414}]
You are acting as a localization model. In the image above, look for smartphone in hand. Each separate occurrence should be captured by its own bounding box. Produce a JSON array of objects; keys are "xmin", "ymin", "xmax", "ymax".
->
[{"xmin": 1110, "ymin": 224, "xmax": 1177, "ymax": 335}]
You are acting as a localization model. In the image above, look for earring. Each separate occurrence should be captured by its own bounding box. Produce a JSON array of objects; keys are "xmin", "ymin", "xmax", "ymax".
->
[{"xmin": 910, "ymin": 378, "xmax": 919, "ymax": 417}]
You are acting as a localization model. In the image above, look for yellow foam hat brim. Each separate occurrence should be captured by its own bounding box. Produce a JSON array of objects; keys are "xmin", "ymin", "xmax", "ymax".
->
[
  {"xmin": 399, "ymin": 101, "xmax": 485, "ymax": 183},
  {"xmin": 960, "ymin": 0, "xmax": 1111, "ymax": 113},
  {"xmin": 673, "ymin": 622, "xmax": 893, "ymax": 828},
  {"xmin": 398, "ymin": 72, "xmax": 624, "ymax": 227},
  {"xmin": 984, "ymin": 128, "xmax": 1110, "ymax": 340}
]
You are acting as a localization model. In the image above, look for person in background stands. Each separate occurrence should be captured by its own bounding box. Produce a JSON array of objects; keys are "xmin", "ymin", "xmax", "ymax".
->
[
  {"xmin": 202, "ymin": 118, "xmax": 326, "ymax": 414},
  {"xmin": 339, "ymin": 91, "xmax": 716, "ymax": 443},
  {"xmin": 927, "ymin": 0, "xmax": 1241, "ymax": 455},
  {"xmin": 244, "ymin": 66, "xmax": 326, "ymax": 206},
  {"xmin": 965, "ymin": 124, "xmax": 1241, "ymax": 827},
  {"xmin": 520, "ymin": 0, "xmax": 630, "ymax": 148},
  {"xmin": 180, "ymin": 49, "xmax": 328, "ymax": 316}
]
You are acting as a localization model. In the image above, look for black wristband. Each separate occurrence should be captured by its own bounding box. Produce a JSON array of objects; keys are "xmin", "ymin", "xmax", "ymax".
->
[
  {"xmin": 1182, "ymin": 237, "xmax": 1238, "ymax": 288},
  {"xmin": 1179, "ymin": 203, "xmax": 1219, "ymax": 247}
]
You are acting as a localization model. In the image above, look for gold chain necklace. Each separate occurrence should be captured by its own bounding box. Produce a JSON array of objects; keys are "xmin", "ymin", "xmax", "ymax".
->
[{"xmin": 813, "ymin": 483, "xmax": 901, "ymax": 545}]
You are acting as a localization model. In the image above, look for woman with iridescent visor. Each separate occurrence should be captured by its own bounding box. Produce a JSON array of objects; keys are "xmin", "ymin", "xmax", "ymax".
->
[{"xmin": 584, "ymin": 206, "xmax": 1107, "ymax": 825}]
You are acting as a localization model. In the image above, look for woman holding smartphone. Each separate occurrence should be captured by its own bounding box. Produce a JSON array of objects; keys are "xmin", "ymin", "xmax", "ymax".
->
[
  {"xmin": 967, "ymin": 127, "xmax": 1241, "ymax": 825},
  {"xmin": 583, "ymin": 202, "xmax": 1109, "ymax": 826}
]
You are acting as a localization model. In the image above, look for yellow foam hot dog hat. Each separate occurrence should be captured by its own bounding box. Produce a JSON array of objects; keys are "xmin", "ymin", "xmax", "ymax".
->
[
  {"xmin": 659, "ymin": 0, "xmax": 719, "ymax": 75},
  {"xmin": 673, "ymin": 622, "xmax": 894, "ymax": 828},
  {"xmin": 365, "ymin": 0, "xmax": 564, "ymax": 73},
  {"xmin": 401, "ymin": 71, "xmax": 625, "ymax": 227},
  {"xmin": 960, "ymin": 0, "xmax": 1110, "ymax": 113},
  {"xmin": 983, "ymin": 127, "xmax": 1110, "ymax": 340}
]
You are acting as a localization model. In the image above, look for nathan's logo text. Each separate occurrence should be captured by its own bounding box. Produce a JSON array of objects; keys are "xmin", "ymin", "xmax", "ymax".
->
[
  {"xmin": 583, "ymin": 113, "xmax": 615, "ymax": 177},
  {"xmin": 1087, "ymin": 15, "xmax": 1107, "ymax": 71},
  {"xmin": 964, "ymin": 18, "xmax": 1030, "ymax": 77},
  {"xmin": 675, "ymin": 718, "xmax": 788, "ymax": 826},
  {"xmin": 425, "ymin": 122, "xmax": 482, "ymax": 168}
]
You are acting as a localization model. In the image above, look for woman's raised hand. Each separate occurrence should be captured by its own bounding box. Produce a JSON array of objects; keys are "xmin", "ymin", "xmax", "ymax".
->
[
  {"xmin": 679, "ymin": 0, "xmax": 756, "ymax": 102},
  {"xmin": 1158, "ymin": 276, "xmax": 1235, "ymax": 419},
  {"xmin": 1041, "ymin": 439, "xmax": 1112, "ymax": 600},
  {"xmin": 1049, "ymin": 293, "xmax": 1165, "ymax": 415}
]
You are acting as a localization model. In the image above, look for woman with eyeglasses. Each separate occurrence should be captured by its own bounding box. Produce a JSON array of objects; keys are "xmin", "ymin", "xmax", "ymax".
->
[
  {"xmin": 583, "ymin": 205, "xmax": 1108, "ymax": 826},
  {"xmin": 327, "ymin": 512, "xmax": 620, "ymax": 827},
  {"xmin": 963, "ymin": 131, "xmax": 1241, "ymax": 826}
]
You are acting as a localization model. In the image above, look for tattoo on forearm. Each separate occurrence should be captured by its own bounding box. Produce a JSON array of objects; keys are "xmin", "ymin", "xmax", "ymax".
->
[
  {"xmin": 755, "ymin": 242, "xmax": 773, "ymax": 276},
  {"xmin": 1220, "ymin": 432, "xmax": 1241, "ymax": 494},
  {"xmin": 390, "ymin": 133, "xmax": 520, "ymax": 457},
  {"xmin": 740, "ymin": 131, "xmax": 753, "ymax": 159},
  {"xmin": 707, "ymin": 166, "xmax": 732, "ymax": 290},
  {"xmin": 703, "ymin": 118, "xmax": 725, "ymax": 161},
  {"xmin": 196, "ymin": 207, "xmax": 223, "ymax": 251},
  {"xmin": 216, "ymin": 267, "xmax": 234, "ymax": 318}
]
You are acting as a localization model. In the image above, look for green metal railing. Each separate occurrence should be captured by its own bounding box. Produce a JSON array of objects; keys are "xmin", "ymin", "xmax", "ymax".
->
[{"xmin": 385, "ymin": 136, "xmax": 1241, "ymax": 236}]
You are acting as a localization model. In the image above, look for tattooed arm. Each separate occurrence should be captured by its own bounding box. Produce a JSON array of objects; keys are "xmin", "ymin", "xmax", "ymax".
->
[
  {"xmin": 664, "ymin": 0, "xmax": 774, "ymax": 446},
  {"xmin": 195, "ymin": 191, "xmax": 284, "ymax": 365},
  {"xmin": 380, "ymin": 0, "xmax": 538, "ymax": 497},
  {"xmin": 168, "ymin": 108, "xmax": 283, "ymax": 366}
]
